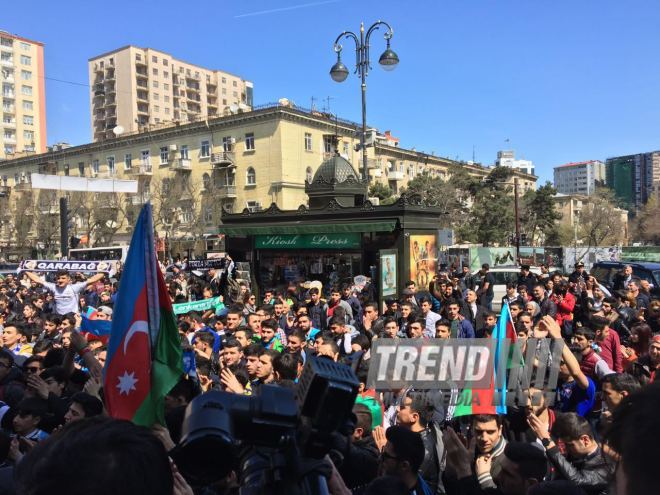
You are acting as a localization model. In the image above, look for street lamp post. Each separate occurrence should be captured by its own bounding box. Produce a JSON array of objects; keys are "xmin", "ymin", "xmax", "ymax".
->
[{"xmin": 330, "ymin": 21, "xmax": 399, "ymax": 182}]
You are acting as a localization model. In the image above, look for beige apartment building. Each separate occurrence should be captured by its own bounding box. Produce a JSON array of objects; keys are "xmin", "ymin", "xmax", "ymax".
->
[
  {"xmin": 554, "ymin": 192, "xmax": 629, "ymax": 243},
  {"xmin": 88, "ymin": 45, "xmax": 254, "ymax": 142},
  {"xmin": 0, "ymin": 103, "xmax": 536, "ymax": 257},
  {"xmin": 1, "ymin": 31, "xmax": 47, "ymax": 160}
]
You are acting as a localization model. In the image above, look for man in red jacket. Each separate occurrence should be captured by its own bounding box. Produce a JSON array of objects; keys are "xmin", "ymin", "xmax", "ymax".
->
[
  {"xmin": 591, "ymin": 315, "xmax": 623, "ymax": 373},
  {"xmin": 551, "ymin": 281, "xmax": 575, "ymax": 338}
]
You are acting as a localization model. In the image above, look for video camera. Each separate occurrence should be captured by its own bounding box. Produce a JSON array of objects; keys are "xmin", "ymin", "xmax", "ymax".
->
[{"xmin": 172, "ymin": 355, "xmax": 359, "ymax": 494}]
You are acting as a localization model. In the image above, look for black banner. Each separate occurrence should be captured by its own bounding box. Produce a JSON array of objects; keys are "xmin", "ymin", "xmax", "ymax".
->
[{"xmin": 185, "ymin": 259, "xmax": 228, "ymax": 271}]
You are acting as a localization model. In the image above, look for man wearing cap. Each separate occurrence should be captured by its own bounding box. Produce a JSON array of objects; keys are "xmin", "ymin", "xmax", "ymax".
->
[
  {"xmin": 569, "ymin": 261, "xmax": 589, "ymax": 285},
  {"xmin": 517, "ymin": 265, "xmax": 537, "ymax": 293},
  {"xmin": 24, "ymin": 270, "xmax": 106, "ymax": 316}
]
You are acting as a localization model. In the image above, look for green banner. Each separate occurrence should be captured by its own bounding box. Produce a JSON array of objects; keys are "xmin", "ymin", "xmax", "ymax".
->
[
  {"xmin": 173, "ymin": 297, "xmax": 223, "ymax": 315},
  {"xmin": 621, "ymin": 246, "xmax": 660, "ymax": 262},
  {"xmin": 255, "ymin": 233, "xmax": 361, "ymax": 249}
]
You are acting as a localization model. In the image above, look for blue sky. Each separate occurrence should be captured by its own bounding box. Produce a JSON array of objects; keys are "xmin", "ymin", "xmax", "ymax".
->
[{"xmin": 3, "ymin": 0, "xmax": 660, "ymax": 183}]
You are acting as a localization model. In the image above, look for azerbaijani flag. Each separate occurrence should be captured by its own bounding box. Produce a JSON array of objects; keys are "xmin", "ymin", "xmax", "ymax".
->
[
  {"xmin": 103, "ymin": 203, "xmax": 183, "ymax": 427},
  {"xmin": 453, "ymin": 303, "xmax": 516, "ymax": 417}
]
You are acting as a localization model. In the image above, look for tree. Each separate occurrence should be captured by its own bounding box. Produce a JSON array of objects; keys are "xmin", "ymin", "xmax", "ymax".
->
[
  {"xmin": 632, "ymin": 196, "xmax": 660, "ymax": 245},
  {"xmin": 368, "ymin": 183, "xmax": 395, "ymax": 205},
  {"xmin": 576, "ymin": 188, "xmax": 626, "ymax": 250},
  {"xmin": 34, "ymin": 190, "xmax": 61, "ymax": 257},
  {"xmin": 403, "ymin": 167, "xmax": 478, "ymax": 230},
  {"xmin": 8, "ymin": 191, "xmax": 35, "ymax": 254},
  {"xmin": 458, "ymin": 166, "xmax": 515, "ymax": 246},
  {"xmin": 520, "ymin": 182, "xmax": 562, "ymax": 246}
]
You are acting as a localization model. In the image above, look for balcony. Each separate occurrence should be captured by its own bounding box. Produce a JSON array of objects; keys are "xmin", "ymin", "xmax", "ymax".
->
[
  {"xmin": 135, "ymin": 57, "xmax": 146, "ymax": 67},
  {"xmin": 387, "ymin": 170, "xmax": 405, "ymax": 181},
  {"xmin": 216, "ymin": 185, "xmax": 237, "ymax": 198},
  {"xmin": 2, "ymin": 119, "xmax": 16, "ymax": 128},
  {"xmin": 137, "ymin": 106, "xmax": 149, "ymax": 115},
  {"xmin": 2, "ymin": 91, "xmax": 15, "ymax": 99},
  {"xmin": 3, "ymin": 75, "xmax": 14, "ymax": 84},
  {"xmin": 136, "ymin": 92, "xmax": 148, "ymax": 102},
  {"xmin": 171, "ymin": 159, "xmax": 192, "ymax": 171},
  {"xmin": 3, "ymin": 135, "xmax": 16, "ymax": 144},
  {"xmin": 130, "ymin": 193, "xmax": 150, "ymax": 205},
  {"xmin": 105, "ymin": 98, "xmax": 116, "ymax": 107},
  {"xmin": 94, "ymin": 63, "xmax": 104, "ymax": 73},
  {"xmin": 1, "ymin": 58, "xmax": 14, "ymax": 67},
  {"xmin": 128, "ymin": 163, "xmax": 153, "ymax": 176},
  {"xmin": 210, "ymin": 151, "xmax": 235, "ymax": 167}
]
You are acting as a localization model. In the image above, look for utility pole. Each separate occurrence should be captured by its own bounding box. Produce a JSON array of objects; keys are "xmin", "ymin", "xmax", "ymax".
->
[{"xmin": 514, "ymin": 178, "xmax": 521, "ymax": 255}]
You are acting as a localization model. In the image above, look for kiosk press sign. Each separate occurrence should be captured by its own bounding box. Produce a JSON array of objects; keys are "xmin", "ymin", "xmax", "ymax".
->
[{"xmin": 255, "ymin": 233, "xmax": 361, "ymax": 249}]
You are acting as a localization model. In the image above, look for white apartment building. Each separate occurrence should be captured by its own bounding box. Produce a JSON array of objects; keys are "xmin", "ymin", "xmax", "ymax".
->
[
  {"xmin": 553, "ymin": 160, "xmax": 605, "ymax": 195},
  {"xmin": 495, "ymin": 150, "xmax": 535, "ymax": 176}
]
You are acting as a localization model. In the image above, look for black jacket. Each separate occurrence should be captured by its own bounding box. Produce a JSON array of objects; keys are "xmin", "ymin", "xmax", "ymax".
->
[
  {"xmin": 334, "ymin": 434, "xmax": 379, "ymax": 490},
  {"xmin": 546, "ymin": 445, "xmax": 614, "ymax": 495}
]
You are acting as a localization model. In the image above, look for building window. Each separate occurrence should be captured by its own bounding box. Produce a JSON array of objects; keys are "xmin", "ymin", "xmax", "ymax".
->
[
  {"xmin": 23, "ymin": 130, "xmax": 34, "ymax": 141},
  {"xmin": 164, "ymin": 107, "xmax": 170, "ymax": 115},
  {"xmin": 21, "ymin": 85, "xmax": 32, "ymax": 96},
  {"xmin": 180, "ymin": 145, "xmax": 189, "ymax": 159},
  {"xmin": 163, "ymin": 71, "xmax": 169, "ymax": 78},
  {"xmin": 232, "ymin": 81, "xmax": 237, "ymax": 87},
  {"xmin": 107, "ymin": 156, "xmax": 115, "ymax": 174},
  {"xmin": 164, "ymin": 95, "xmax": 169, "ymax": 103},
  {"xmin": 153, "ymin": 93, "xmax": 159, "ymax": 100},
  {"xmin": 164, "ymin": 83, "xmax": 169, "ymax": 90},
  {"xmin": 160, "ymin": 146, "xmax": 169, "ymax": 164},
  {"xmin": 204, "ymin": 207, "xmax": 213, "ymax": 224},
  {"xmin": 323, "ymin": 135, "xmax": 333, "ymax": 153},
  {"xmin": 304, "ymin": 133, "xmax": 312, "ymax": 151},
  {"xmin": 343, "ymin": 142, "xmax": 349, "ymax": 156},
  {"xmin": 152, "ymin": 68, "xmax": 158, "ymax": 76},
  {"xmin": 21, "ymin": 70, "xmax": 31, "ymax": 80},
  {"xmin": 20, "ymin": 55, "xmax": 31, "ymax": 65},
  {"xmin": 141, "ymin": 150, "xmax": 150, "ymax": 167},
  {"xmin": 163, "ymin": 59, "xmax": 168, "ymax": 66},
  {"xmin": 124, "ymin": 153, "xmax": 132, "ymax": 170},
  {"xmin": 136, "ymin": 53, "xmax": 142, "ymax": 61},
  {"xmin": 245, "ymin": 133, "xmax": 255, "ymax": 151},
  {"xmin": 222, "ymin": 88, "xmax": 227, "ymax": 95},
  {"xmin": 200, "ymin": 140, "xmax": 210, "ymax": 157},
  {"xmin": 78, "ymin": 162, "xmax": 85, "ymax": 175},
  {"xmin": 152, "ymin": 81, "xmax": 159, "ymax": 88},
  {"xmin": 92, "ymin": 159, "xmax": 100, "ymax": 174},
  {"xmin": 22, "ymin": 100, "xmax": 33, "ymax": 111},
  {"xmin": 64, "ymin": 164, "xmax": 70, "ymax": 176},
  {"xmin": 233, "ymin": 91, "xmax": 238, "ymax": 97},
  {"xmin": 202, "ymin": 173, "xmax": 211, "ymax": 190},
  {"xmin": 154, "ymin": 105, "xmax": 160, "ymax": 112},
  {"xmin": 246, "ymin": 167, "xmax": 256, "ymax": 186},
  {"xmin": 152, "ymin": 55, "xmax": 158, "ymax": 63},
  {"xmin": 162, "ymin": 178, "xmax": 170, "ymax": 194},
  {"xmin": 306, "ymin": 167, "xmax": 313, "ymax": 183},
  {"xmin": 20, "ymin": 42, "xmax": 30, "ymax": 51},
  {"xmin": 23, "ymin": 115, "xmax": 33, "ymax": 125}
]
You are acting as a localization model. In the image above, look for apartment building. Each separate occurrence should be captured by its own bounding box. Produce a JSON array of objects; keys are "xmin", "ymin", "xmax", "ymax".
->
[
  {"xmin": 553, "ymin": 160, "xmax": 605, "ymax": 195},
  {"xmin": 495, "ymin": 150, "xmax": 535, "ymax": 176},
  {"xmin": 0, "ymin": 103, "xmax": 536, "ymax": 256},
  {"xmin": 605, "ymin": 151, "xmax": 660, "ymax": 211},
  {"xmin": 554, "ymin": 192, "xmax": 628, "ymax": 242},
  {"xmin": 0, "ymin": 31, "xmax": 46, "ymax": 160},
  {"xmin": 88, "ymin": 45, "xmax": 253, "ymax": 141}
]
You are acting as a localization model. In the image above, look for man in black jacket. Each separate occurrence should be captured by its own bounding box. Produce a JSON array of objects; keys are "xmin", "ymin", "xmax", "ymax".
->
[
  {"xmin": 528, "ymin": 411, "xmax": 614, "ymax": 495},
  {"xmin": 334, "ymin": 403, "xmax": 379, "ymax": 491}
]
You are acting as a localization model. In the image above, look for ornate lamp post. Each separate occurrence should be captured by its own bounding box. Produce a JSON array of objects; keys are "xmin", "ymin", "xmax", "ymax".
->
[{"xmin": 330, "ymin": 21, "xmax": 399, "ymax": 182}]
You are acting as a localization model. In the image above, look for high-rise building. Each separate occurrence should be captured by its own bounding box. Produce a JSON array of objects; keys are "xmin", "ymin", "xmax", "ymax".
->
[
  {"xmin": 495, "ymin": 150, "xmax": 535, "ymax": 176},
  {"xmin": 605, "ymin": 152, "xmax": 660, "ymax": 211},
  {"xmin": 0, "ymin": 31, "xmax": 46, "ymax": 160},
  {"xmin": 88, "ymin": 46, "xmax": 253, "ymax": 141},
  {"xmin": 553, "ymin": 160, "xmax": 605, "ymax": 195}
]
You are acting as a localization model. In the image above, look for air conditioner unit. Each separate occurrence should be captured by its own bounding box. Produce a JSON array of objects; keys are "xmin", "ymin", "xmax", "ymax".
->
[{"xmin": 169, "ymin": 144, "xmax": 178, "ymax": 151}]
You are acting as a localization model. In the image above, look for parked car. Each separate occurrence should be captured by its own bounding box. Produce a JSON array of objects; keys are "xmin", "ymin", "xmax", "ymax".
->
[
  {"xmin": 590, "ymin": 261, "xmax": 660, "ymax": 298},
  {"xmin": 473, "ymin": 265, "xmax": 541, "ymax": 313}
]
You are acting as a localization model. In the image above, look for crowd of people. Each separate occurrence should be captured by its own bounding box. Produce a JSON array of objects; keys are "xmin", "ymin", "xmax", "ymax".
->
[{"xmin": 0, "ymin": 257, "xmax": 658, "ymax": 495}]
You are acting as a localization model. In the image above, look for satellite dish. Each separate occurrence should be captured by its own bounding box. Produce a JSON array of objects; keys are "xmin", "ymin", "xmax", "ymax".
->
[
  {"xmin": 112, "ymin": 125, "xmax": 124, "ymax": 136},
  {"xmin": 229, "ymin": 104, "xmax": 239, "ymax": 114}
]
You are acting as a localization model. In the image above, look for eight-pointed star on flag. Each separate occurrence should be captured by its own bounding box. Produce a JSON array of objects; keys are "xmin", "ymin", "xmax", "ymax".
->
[{"xmin": 116, "ymin": 370, "xmax": 138, "ymax": 395}]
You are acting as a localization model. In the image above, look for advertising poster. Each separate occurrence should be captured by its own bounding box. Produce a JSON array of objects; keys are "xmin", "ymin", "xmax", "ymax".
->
[
  {"xmin": 380, "ymin": 250, "xmax": 398, "ymax": 298},
  {"xmin": 410, "ymin": 235, "xmax": 438, "ymax": 289},
  {"xmin": 439, "ymin": 248, "xmax": 470, "ymax": 273}
]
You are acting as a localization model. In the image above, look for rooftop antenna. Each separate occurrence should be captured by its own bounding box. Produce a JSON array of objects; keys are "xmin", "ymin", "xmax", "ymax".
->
[
  {"xmin": 311, "ymin": 96, "xmax": 317, "ymax": 112},
  {"xmin": 472, "ymin": 145, "xmax": 475, "ymax": 163},
  {"xmin": 333, "ymin": 113, "xmax": 340, "ymax": 155},
  {"xmin": 323, "ymin": 96, "xmax": 334, "ymax": 113}
]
